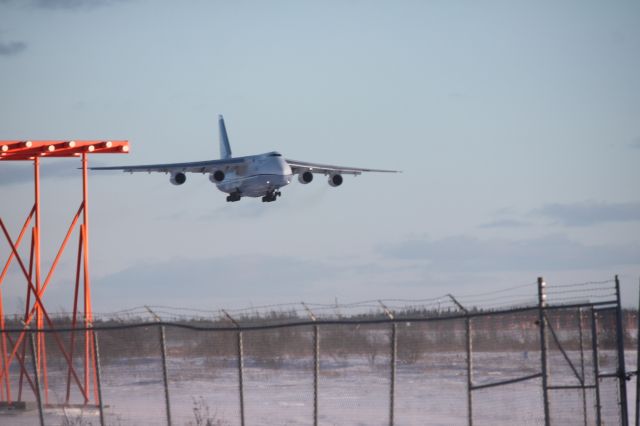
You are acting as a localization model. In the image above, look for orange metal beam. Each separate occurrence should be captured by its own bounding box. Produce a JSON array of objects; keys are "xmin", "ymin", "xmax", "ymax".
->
[
  {"xmin": 0, "ymin": 206, "xmax": 35, "ymax": 288},
  {"xmin": 0, "ymin": 292, "xmax": 10, "ymax": 401},
  {"xmin": 18, "ymin": 230, "xmax": 36, "ymax": 402},
  {"xmin": 0, "ymin": 140, "xmax": 129, "ymax": 161},
  {"xmin": 0, "ymin": 219, "xmax": 87, "ymax": 396},
  {"xmin": 0, "ymin": 138, "xmax": 129, "ymax": 407},
  {"xmin": 66, "ymin": 224, "xmax": 85, "ymax": 403}
]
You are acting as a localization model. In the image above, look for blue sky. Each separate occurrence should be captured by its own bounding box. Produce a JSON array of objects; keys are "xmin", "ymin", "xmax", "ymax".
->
[{"xmin": 1, "ymin": 0, "xmax": 639, "ymax": 313}]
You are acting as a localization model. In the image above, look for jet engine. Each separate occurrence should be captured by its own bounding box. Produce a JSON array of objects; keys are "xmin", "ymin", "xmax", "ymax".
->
[
  {"xmin": 209, "ymin": 170, "xmax": 225, "ymax": 183},
  {"xmin": 298, "ymin": 171, "xmax": 314, "ymax": 184},
  {"xmin": 328, "ymin": 173, "xmax": 343, "ymax": 187},
  {"xmin": 170, "ymin": 172, "xmax": 186, "ymax": 186}
]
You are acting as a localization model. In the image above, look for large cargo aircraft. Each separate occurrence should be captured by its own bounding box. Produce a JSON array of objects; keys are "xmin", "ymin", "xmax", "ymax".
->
[{"xmin": 91, "ymin": 115, "xmax": 399, "ymax": 202}]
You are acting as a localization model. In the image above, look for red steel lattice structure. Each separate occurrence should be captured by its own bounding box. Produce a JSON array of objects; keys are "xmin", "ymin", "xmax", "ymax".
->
[{"xmin": 0, "ymin": 140, "xmax": 129, "ymax": 408}]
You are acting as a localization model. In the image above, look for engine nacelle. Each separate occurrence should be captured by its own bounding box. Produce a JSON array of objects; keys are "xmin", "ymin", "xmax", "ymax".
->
[
  {"xmin": 328, "ymin": 173, "xmax": 343, "ymax": 187},
  {"xmin": 209, "ymin": 170, "xmax": 225, "ymax": 183},
  {"xmin": 170, "ymin": 172, "xmax": 186, "ymax": 186},
  {"xmin": 298, "ymin": 171, "xmax": 314, "ymax": 184}
]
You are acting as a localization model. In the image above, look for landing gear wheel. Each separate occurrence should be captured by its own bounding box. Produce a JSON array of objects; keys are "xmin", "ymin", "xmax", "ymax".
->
[
  {"xmin": 226, "ymin": 191, "xmax": 242, "ymax": 202},
  {"xmin": 262, "ymin": 190, "xmax": 280, "ymax": 202}
]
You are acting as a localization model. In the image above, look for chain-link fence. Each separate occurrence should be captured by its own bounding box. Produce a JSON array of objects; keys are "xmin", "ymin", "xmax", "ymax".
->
[{"xmin": 0, "ymin": 278, "xmax": 634, "ymax": 425}]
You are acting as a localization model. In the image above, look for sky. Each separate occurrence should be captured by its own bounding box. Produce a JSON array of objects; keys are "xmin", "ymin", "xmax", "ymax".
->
[{"xmin": 1, "ymin": 0, "xmax": 639, "ymax": 314}]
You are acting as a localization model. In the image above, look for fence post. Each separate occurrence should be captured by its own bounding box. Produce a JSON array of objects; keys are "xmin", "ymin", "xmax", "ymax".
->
[
  {"xmin": 379, "ymin": 301, "xmax": 396, "ymax": 426},
  {"xmin": 591, "ymin": 308, "xmax": 602, "ymax": 426},
  {"xmin": 146, "ymin": 306, "xmax": 172, "ymax": 426},
  {"xmin": 636, "ymin": 278, "xmax": 640, "ymax": 426},
  {"xmin": 538, "ymin": 277, "xmax": 550, "ymax": 426},
  {"xmin": 92, "ymin": 327, "xmax": 105, "ymax": 426},
  {"xmin": 577, "ymin": 308, "xmax": 587, "ymax": 426},
  {"xmin": 303, "ymin": 303, "xmax": 319, "ymax": 426},
  {"xmin": 449, "ymin": 294, "xmax": 472, "ymax": 426},
  {"xmin": 615, "ymin": 275, "xmax": 629, "ymax": 426},
  {"xmin": 159, "ymin": 324, "xmax": 172, "ymax": 426},
  {"xmin": 223, "ymin": 310, "xmax": 245, "ymax": 426},
  {"xmin": 28, "ymin": 326, "xmax": 45, "ymax": 426}
]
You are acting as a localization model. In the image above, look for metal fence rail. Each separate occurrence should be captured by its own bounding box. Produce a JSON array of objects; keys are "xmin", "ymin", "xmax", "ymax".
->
[{"xmin": 0, "ymin": 277, "xmax": 633, "ymax": 425}]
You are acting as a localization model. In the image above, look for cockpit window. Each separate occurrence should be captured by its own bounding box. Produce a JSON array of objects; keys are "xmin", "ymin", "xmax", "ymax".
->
[{"xmin": 269, "ymin": 152, "xmax": 282, "ymax": 157}]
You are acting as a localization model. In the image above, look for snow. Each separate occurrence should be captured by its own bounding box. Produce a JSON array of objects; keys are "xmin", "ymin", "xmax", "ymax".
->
[{"xmin": 1, "ymin": 350, "xmax": 635, "ymax": 425}]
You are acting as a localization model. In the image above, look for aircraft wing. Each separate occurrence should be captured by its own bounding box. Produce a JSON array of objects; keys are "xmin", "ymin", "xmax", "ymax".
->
[
  {"xmin": 90, "ymin": 157, "xmax": 246, "ymax": 174},
  {"xmin": 286, "ymin": 159, "xmax": 399, "ymax": 176}
]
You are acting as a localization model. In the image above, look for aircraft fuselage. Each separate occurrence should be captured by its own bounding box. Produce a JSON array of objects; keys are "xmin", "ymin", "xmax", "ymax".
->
[{"xmin": 215, "ymin": 152, "xmax": 292, "ymax": 198}]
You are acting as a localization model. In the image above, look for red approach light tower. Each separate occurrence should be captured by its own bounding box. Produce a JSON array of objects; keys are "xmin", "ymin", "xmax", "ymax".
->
[{"xmin": 0, "ymin": 140, "xmax": 129, "ymax": 408}]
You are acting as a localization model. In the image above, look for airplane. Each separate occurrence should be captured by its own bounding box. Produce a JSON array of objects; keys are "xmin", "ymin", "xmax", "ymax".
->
[{"xmin": 90, "ymin": 115, "xmax": 399, "ymax": 202}]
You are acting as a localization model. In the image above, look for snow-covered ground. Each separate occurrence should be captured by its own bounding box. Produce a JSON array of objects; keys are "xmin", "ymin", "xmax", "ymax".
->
[{"xmin": 1, "ymin": 350, "xmax": 635, "ymax": 425}]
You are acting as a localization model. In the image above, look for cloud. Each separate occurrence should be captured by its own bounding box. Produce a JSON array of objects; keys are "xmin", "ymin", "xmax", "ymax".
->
[
  {"xmin": 479, "ymin": 219, "xmax": 529, "ymax": 229},
  {"xmin": 535, "ymin": 201, "xmax": 640, "ymax": 226},
  {"xmin": 0, "ymin": 41, "xmax": 26, "ymax": 56},
  {"xmin": 381, "ymin": 234, "xmax": 640, "ymax": 273},
  {"xmin": 0, "ymin": 0, "xmax": 125, "ymax": 9},
  {"xmin": 199, "ymin": 202, "xmax": 271, "ymax": 221},
  {"xmin": 31, "ymin": 0, "xmax": 125, "ymax": 9},
  {"xmin": 93, "ymin": 255, "xmax": 343, "ymax": 309},
  {"xmin": 0, "ymin": 160, "xmax": 79, "ymax": 185}
]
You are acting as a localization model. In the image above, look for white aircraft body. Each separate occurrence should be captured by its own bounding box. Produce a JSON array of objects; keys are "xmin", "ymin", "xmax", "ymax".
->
[{"xmin": 91, "ymin": 115, "xmax": 399, "ymax": 202}]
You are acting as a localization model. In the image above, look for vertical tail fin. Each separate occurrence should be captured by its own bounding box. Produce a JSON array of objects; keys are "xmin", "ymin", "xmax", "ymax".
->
[{"xmin": 218, "ymin": 114, "xmax": 232, "ymax": 159}]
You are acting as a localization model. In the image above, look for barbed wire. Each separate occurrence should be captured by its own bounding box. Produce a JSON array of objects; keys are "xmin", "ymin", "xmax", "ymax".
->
[
  {"xmin": 455, "ymin": 292, "xmax": 537, "ymax": 305},
  {"xmin": 1, "ymin": 278, "xmax": 622, "ymax": 322},
  {"xmin": 550, "ymin": 279, "xmax": 615, "ymax": 288},
  {"xmin": 545, "ymin": 286, "xmax": 615, "ymax": 296},
  {"xmin": 544, "ymin": 293, "xmax": 617, "ymax": 303},
  {"xmin": 451, "ymin": 281, "xmax": 537, "ymax": 297},
  {"xmin": 469, "ymin": 298, "xmax": 539, "ymax": 312}
]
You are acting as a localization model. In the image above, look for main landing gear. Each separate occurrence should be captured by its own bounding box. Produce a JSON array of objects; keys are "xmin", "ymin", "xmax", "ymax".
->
[
  {"xmin": 262, "ymin": 190, "xmax": 281, "ymax": 202},
  {"xmin": 226, "ymin": 191, "xmax": 242, "ymax": 202}
]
